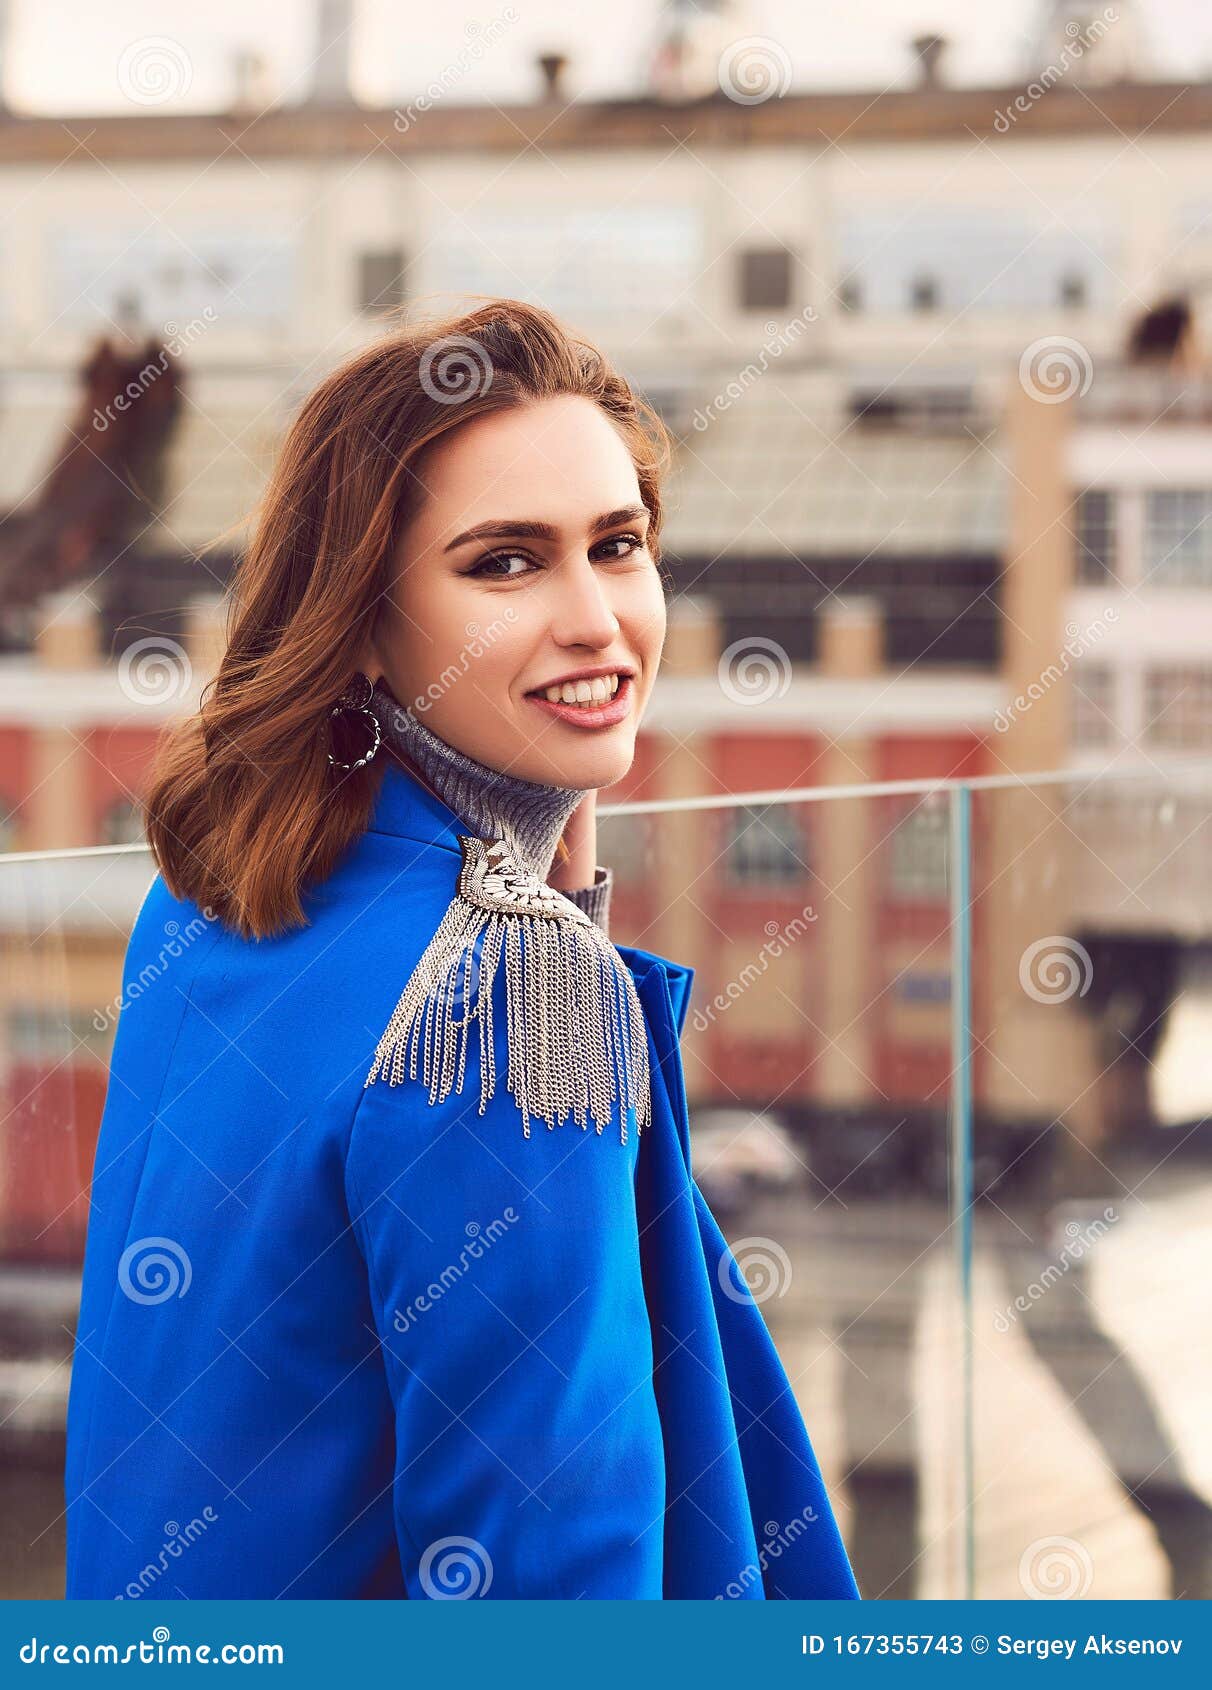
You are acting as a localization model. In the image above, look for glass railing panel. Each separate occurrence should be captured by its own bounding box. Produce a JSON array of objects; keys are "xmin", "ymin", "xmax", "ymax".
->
[
  {"xmin": 600, "ymin": 785, "xmax": 963, "ymax": 1599},
  {"xmin": 0, "ymin": 844, "xmax": 157, "ymax": 1598},
  {"xmin": 965, "ymin": 765, "xmax": 1212, "ymax": 1601}
]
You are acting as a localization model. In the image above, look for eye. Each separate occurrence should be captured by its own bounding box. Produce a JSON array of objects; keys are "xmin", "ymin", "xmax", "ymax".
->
[
  {"xmin": 592, "ymin": 533, "xmax": 646, "ymax": 561},
  {"xmin": 465, "ymin": 549, "xmax": 539, "ymax": 580},
  {"xmin": 463, "ymin": 533, "xmax": 647, "ymax": 579}
]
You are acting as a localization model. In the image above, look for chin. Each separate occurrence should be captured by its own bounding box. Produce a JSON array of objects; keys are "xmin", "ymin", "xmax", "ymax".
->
[
  {"xmin": 532, "ymin": 734, "xmax": 635, "ymax": 791},
  {"xmin": 551, "ymin": 743, "xmax": 628, "ymax": 787}
]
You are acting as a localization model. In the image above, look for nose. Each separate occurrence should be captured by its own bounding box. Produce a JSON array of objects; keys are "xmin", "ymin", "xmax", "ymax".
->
[{"xmin": 547, "ymin": 551, "xmax": 620, "ymax": 651}]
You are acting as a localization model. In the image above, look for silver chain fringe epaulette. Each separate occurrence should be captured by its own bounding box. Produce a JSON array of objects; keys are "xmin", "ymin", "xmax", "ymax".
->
[{"xmin": 363, "ymin": 836, "xmax": 652, "ymax": 1144}]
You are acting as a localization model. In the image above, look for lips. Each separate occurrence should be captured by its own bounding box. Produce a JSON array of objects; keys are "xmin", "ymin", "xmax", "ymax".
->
[
  {"xmin": 536, "ymin": 671, "xmax": 623, "ymax": 708},
  {"xmin": 525, "ymin": 672, "xmax": 634, "ymax": 729}
]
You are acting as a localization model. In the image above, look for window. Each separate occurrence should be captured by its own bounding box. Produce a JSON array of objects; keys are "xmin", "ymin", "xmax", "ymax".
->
[
  {"xmin": 594, "ymin": 813, "xmax": 654, "ymax": 886},
  {"xmin": 850, "ymin": 385, "xmax": 974, "ymax": 429},
  {"xmin": 887, "ymin": 800, "xmax": 948, "ymax": 901},
  {"xmin": 837, "ymin": 275, "xmax": 862, "ymax": 313},
  {"xmin": 100, "ymin": 798, "xmax": 144, "ymax": 846},
  {"xmin": 909, "ymin": 273, "xmax": 939, "ymax": 312},
  {"xmin": 50, "ymin": 227, "xmax": 297, "ymax": 325},
  {"xmin": 1144, "ymin": 666, "xmax": 1212, "ymax": 748},
  {"xmin": 0, "ymin": 796, "xmax": 18, "ymax": 851},
  {"xmin": 838, "ymin": 205, "xmax": 1112, "ymax": 316},
  {"xmin": 1143, "ymin": 490, "xmax": 1212, "ymax": 585},
  {"xmin": 738, "ymin": 247, "xmax": 794, "ymax": 312},
  {"xmin": 357, "ymin": 247, "xmax": 407, "ymax": 315},
  {"xmin": 1074, "ymin": 489, "xmax": 1116, "ymax": 583},
  {"xmin": 895, "ymin": 971, "xmax": 950, "ymax": 1004},
  {"xmin": 1059, "ymin": 271, "xmax": 1088, "ymax": 309},
  {"xmin": 723, "ymin": 806, "xmax": 808, "ymax": 887},
  {"xmin": 1072, "ymin": 664, "xmax": 1115, "ymax": 747}
]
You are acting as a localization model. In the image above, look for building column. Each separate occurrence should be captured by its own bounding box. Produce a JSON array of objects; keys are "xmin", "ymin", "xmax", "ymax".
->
[{"xmin": 815, "ymin": 597, "xmax": 882, "ymax": 1107}]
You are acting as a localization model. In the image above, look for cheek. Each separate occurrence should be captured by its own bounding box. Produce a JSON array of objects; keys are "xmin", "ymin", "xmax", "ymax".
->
[{"xmin": 621, "ymin": 570, "xmax": 667, "ymax": 658}]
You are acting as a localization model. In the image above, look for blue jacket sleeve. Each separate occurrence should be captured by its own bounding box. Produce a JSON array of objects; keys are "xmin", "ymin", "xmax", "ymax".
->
[{"xmin": 342, "ymin": 1055, "xmax": 667, "ymax": 1599}]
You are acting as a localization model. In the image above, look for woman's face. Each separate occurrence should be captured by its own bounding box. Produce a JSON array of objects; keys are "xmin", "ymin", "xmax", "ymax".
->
[{"xmin": 367, "ymin": 394, "xmax": 667, "ymax": 790}]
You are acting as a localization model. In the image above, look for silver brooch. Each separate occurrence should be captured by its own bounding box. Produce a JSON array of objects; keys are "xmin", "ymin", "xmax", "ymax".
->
[{"xmin": 364, "ymin": 837, "xmax": 652, "ymax": 1143}]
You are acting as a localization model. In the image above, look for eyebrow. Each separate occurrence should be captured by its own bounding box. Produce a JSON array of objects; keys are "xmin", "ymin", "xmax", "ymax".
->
[{"xmin": 442, "ymin": 504, "xmax": 649, "ymax": 553}]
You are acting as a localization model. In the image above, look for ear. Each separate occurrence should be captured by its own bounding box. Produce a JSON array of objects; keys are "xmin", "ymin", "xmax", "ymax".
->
[{"xmin": 357, "ymin": 632, "xmax": 383, "ymax": 685}]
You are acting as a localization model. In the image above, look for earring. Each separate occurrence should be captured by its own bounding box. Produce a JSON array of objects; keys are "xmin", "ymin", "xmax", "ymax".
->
[{"xmin": 327, "ymin": 671, "xmax": 382, "ymax": 771}]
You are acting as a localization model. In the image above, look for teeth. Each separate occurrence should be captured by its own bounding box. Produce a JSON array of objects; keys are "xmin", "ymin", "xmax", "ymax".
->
[{"xmin": 543, "ymin": 672, "xmax": 624, "ymax": 707}]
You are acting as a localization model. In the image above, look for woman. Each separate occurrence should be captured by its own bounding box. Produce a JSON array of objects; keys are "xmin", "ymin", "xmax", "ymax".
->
[{"xmin": 63, "ymin": 300, "xmax": 860, "ymax": 1601}]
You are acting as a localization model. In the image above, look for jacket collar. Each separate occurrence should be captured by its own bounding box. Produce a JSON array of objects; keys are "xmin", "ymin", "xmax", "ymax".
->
[
  {"xmin": 367, "ymin": 750, "xmax": 699, "ymax": 1053},
  {"xmin": 365, "ymin": 753, "xmax": 466, "ymax": 853}
]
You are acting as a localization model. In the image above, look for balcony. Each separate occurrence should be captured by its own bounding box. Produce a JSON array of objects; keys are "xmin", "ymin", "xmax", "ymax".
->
[{"xmin": 2, "ymin": 761, "xmax": 1211, "ymax": 1599}]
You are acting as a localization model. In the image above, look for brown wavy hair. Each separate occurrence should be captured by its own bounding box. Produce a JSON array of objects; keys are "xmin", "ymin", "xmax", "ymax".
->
[{"xmin": 144, "ymin": 298, "xmax": 674, "ymax": 941}]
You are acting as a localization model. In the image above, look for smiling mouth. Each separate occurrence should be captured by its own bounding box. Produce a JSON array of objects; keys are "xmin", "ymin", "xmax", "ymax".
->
[
  {"xmin": 524, "ymin": 671, "xmax": 634, "ymax": 728},
  {"xmin": 534, "ymin": 671, "xmax": 624, "ymax": 707}
]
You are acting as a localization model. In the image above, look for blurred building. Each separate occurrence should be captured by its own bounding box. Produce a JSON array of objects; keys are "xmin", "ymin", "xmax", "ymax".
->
[
  {"xmin": 1, "ymin": 3, "xmax": 1211, "ymax": 1245},
  {"xmin": 2, "ymin": 1, "xmax": 1212, "ymax": 1604}
]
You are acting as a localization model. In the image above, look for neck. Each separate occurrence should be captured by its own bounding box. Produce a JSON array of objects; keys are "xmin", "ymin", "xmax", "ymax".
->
[{"xmin": 366, "ymin": 676, "xmax": 584, "ymax": 877}]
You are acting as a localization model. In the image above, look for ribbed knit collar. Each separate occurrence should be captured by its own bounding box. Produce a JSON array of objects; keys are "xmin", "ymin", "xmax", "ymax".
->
[{"xmin": 365, "ymin": 675, "xmax": 584, "ymax": 879}]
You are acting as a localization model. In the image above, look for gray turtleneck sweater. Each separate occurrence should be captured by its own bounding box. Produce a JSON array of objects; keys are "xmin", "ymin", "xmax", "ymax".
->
[{"xmin": 366, "ymin": 676, "xmax": 613, "ymax": 933}]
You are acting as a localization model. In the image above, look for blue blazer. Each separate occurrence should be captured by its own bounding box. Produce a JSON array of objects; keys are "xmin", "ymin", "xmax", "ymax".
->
[{"xmin": 64, "ymin": 757, "xmax": 860, "ymax": 1600}]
